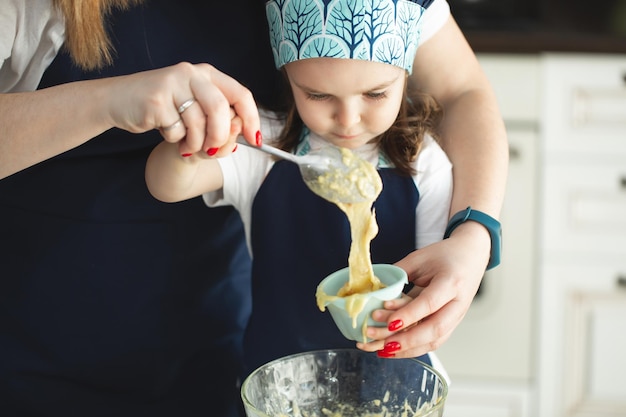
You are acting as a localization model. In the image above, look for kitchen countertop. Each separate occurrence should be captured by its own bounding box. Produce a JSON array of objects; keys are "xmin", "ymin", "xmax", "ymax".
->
[{"xmin": 463, "ymin": 29, "xmax": 626, "ymax": 54}]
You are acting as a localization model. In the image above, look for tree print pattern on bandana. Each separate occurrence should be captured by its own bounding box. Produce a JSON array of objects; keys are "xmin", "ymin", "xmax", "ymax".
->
[{"xmin": 266, "ymin": 0, "xmax": 434, "ymax": 74}]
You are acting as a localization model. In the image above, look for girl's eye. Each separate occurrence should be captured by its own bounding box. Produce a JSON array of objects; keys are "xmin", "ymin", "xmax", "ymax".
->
[
  {"xmin": 306, "ymin": 93, "xmax": 330, "ymax": 101},
  {"xmin": 365, "ymin": 91, "xmax": 387, "ymax": 100}
]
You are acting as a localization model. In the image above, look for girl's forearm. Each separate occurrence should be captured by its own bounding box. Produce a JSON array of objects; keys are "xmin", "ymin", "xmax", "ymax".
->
[{"xmin": 145, "ymin": 142, "xmax": 224, "ymax": 203}]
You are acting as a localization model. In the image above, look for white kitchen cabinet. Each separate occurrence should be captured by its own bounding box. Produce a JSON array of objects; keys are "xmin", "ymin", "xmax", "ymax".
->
[
  {"xmin": 542, "ymin": 54, "xmax": 626, "ymax": 155},
  {"xmin": 539, "ymin": 264, "xmax": 626, "ymax": 417},
  {"xmin": 542, "ymin": 160, "xmax": 626, "ymax": 257},
  {"xmin": 439, "ymin": 53, "xmax": 626, "ymax": 417},
  {"xmin": 434, "ymin": 53, "xmax": 626, "ymax": 417},
  {"xmin": 437, "ymin": 54, "xmax": 539, "ymax": 417},
  {"xmin": 537, "ymin": 53, "xmax": 626, "ymax": 417}
]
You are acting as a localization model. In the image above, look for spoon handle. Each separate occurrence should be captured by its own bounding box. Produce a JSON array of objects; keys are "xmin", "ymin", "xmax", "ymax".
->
[{"xmin": 236, "ymin": 137, "xmax": 299, "ymax": 164}]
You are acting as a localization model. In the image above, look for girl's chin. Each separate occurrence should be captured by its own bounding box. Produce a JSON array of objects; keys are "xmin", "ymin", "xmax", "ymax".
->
[{"xmin": 327, "ymin": 137, "xmax": 367, "ymax": 149}]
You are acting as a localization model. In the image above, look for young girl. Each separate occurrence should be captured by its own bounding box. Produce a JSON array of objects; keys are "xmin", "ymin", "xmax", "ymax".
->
[{"xmin": 145, "ymin": 0, "xmax": 453, "ymax": 375}]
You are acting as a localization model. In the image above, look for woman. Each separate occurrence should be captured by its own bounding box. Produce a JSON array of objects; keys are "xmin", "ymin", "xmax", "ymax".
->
[
  {"xmin": 0, "ymin": 1, "xmax": 277, "ymax": 416},
  {"xmin": 0, "ymin": 0, "xmax": 507, "ymax": 415}
]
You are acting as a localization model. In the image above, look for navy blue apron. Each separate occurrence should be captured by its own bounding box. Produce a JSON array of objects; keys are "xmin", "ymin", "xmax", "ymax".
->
[
  {"xmin": 0, "ymin": 1, "xmax": 281, "ymax": 416},
  {"xmin": 243, "ymin": 159, "xmax": 430, "ymax": 376}
]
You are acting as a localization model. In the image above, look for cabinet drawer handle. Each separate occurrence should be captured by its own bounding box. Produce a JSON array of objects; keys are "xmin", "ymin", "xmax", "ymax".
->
[{"xmin": 618, "ymin": 275, "xmax": 626, "ymax": 288}]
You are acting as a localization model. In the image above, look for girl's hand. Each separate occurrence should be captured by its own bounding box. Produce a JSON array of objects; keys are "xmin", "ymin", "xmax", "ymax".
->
[
  {"xmin": 105, "ymin": 62, "xmax": 259, "ymax": 157},
  {"xmin": 357, "ymin": 223, "xmax": 490, "ymax": 358}
]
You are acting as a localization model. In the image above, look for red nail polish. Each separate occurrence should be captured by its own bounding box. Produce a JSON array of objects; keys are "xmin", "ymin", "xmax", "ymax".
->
[
  {"xmin": 207, "ymin": 147, "xmax": 219, "ymax": 156},
  {"xmin": 232, "ymin": 144, "xmax": 238, "ymax": 153},
  {"xmin": 388, "ymin": 320, "xmax": 404, "ymax": 332},
  {"xmin": 382, "ymin": 341, "xmax": 401, "ymax": 353},
  {"xmin": 181, "ymin": 153, "xmax": 192, "ymax": 158},
  {"xmin": 377, "ymin": 350, "xmax": 396, "ymax": 358},
  {"xmin": 255, "ymin": 130, "xmax": 263, "ymax": 146}
]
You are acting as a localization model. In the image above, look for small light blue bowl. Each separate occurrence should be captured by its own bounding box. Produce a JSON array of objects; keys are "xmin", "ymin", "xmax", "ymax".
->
[{"xmin": 317, "ymin": 264, "xmax": 408, "ymax": 342}]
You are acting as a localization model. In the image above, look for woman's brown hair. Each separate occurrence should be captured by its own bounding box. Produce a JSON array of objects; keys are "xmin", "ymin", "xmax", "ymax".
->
[
  {"xmin": 53, "ymin": 0, "xmax": 143, "ymax": 70},
  {"xmin": 272, "ymin": 74, "xmax": 443, "ymax": 177}
]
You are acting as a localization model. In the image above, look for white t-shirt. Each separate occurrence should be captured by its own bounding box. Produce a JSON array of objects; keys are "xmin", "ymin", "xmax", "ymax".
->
[
  {"xmin": 204, "ymin": 111, "xmax": 453, "ymax": 257},
  {"xmin": 0, "ymin": 0, "xmax": 65, "ymax": 92},
  {"xmin": 0, "ymin": 0, "xmax": 451, "ymax": 93}
]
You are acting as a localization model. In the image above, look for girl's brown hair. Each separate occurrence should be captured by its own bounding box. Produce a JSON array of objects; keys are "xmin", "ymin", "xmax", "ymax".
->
[
  {"xmin": 53, "ymin": 0, "xmax": 143, "ymax": 70},
  {"xmin": 273, "ymin": 75, "xmax": 443, "ymax": 177}
]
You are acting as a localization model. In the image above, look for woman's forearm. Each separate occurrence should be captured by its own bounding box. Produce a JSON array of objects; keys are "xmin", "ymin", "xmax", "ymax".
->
[
  {"xmin": 411, "ymin": 16, "xmax": 508, "ymax": 218},
  {"xmin": 0, "ymin": 79, "xmax": 114, "ymax": 179},
  {"xmin": 438, "ymin": 87, "xmax": 508, "ymax": 217},
  {"xmin": 0, "ymin": 62, "xmax": 262, "ymax": 180}
]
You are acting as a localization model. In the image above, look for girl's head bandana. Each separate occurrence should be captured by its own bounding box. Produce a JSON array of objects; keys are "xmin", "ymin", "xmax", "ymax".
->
[{"xmin": 266, "ymin": 0, "xmax": 434, "ymax": 74}]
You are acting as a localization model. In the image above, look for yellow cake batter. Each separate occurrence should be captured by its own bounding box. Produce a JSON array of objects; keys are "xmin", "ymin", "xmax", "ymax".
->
[{"xmin": 314, "ymin": 147, "xmax": 384, "ymax": 327}]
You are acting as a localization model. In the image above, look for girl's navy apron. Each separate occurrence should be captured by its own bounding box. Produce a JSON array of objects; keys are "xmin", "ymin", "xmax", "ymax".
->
[
  {"xmin": 0, "ymin": 1, "xmax": 281, "ymax": 416},
  {"xmin": 243, "ymin": 159, "xmax": 431, "ymax": 375}
]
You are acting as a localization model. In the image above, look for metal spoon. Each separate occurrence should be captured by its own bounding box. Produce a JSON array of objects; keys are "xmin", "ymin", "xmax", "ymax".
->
[{"xmin": 235, "ymin": 137, "xmax": 382, "ymax": 204}]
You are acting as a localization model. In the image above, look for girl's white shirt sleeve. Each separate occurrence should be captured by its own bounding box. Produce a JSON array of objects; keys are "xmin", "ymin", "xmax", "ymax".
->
[
  {"xmin": 420, "ymin": 0, "xmax": 451, "ymax": 45},
  {"xmin": 413, "ymin": 134, "xmax": 453, "ymax": 249},
  {"xmin": 0, "ymin": 0, "xmax": 65, "ymax": 93}
]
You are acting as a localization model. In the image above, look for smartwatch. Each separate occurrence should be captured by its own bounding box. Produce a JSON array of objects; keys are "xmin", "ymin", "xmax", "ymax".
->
[{"xmin": 444, "ymin": 206, "xmax": 502, "ymax": 270}]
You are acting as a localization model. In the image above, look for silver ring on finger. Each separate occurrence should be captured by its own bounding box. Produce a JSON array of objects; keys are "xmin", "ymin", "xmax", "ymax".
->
[
  {"xmin": 177, "ymin": 98, "xmax": 196, "ymax": 114},
  {"xmin": 161, "ymin": 118, "xmax": 183, "ymax": 132}
]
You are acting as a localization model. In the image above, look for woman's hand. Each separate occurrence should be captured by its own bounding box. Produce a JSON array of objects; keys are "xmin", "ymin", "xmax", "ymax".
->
[
  {"xmin": 106, "ymin": 62, "xmax": 259, "ymax": 157},
  {"xmin": 357, "ymin": 222, "xmax": 490, "ymax": 358}
]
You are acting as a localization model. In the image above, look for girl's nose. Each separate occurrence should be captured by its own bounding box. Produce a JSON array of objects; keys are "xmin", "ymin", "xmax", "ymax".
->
[{"xmin": 334, "ymin": 101, "xmax": 361, "ymax": 127}]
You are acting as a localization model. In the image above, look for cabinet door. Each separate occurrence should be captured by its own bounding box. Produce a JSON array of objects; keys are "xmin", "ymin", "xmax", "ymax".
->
[
  {"xmin": 479, "ymin": 54, "xmax": 540, "ymax": 123},
  {"xmin": 542, "ymin": 159, "xmax": 626, "ymax": 257},
  {"xmin": 542, "ymin": 54, "xmax": 626, "ymax": 155},
  {"xmin": 539, "ymin": 263, "xmax": 626, "ymax": 417}
]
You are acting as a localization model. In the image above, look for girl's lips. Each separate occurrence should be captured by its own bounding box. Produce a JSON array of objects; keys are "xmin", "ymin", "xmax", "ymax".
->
[{"xmin": 334, "ymin": 133, "xmax": 359, "ymax": 140}]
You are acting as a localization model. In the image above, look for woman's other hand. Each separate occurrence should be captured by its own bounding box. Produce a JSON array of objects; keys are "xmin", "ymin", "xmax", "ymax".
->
[{"xmin": 357, "ymin": 222, "xmax": 490, "ymax": 358}]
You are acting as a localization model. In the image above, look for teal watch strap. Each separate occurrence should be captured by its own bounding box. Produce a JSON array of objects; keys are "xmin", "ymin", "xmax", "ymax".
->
[{"xmin": 444, "ymin": 206, "xmax": 502, "ymax": 270}]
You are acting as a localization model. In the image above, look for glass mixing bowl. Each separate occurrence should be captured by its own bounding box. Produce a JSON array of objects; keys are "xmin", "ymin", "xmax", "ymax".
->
[{"xmin": 241, "ymin": 349, "xmax": 448, "ymax": 417}]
